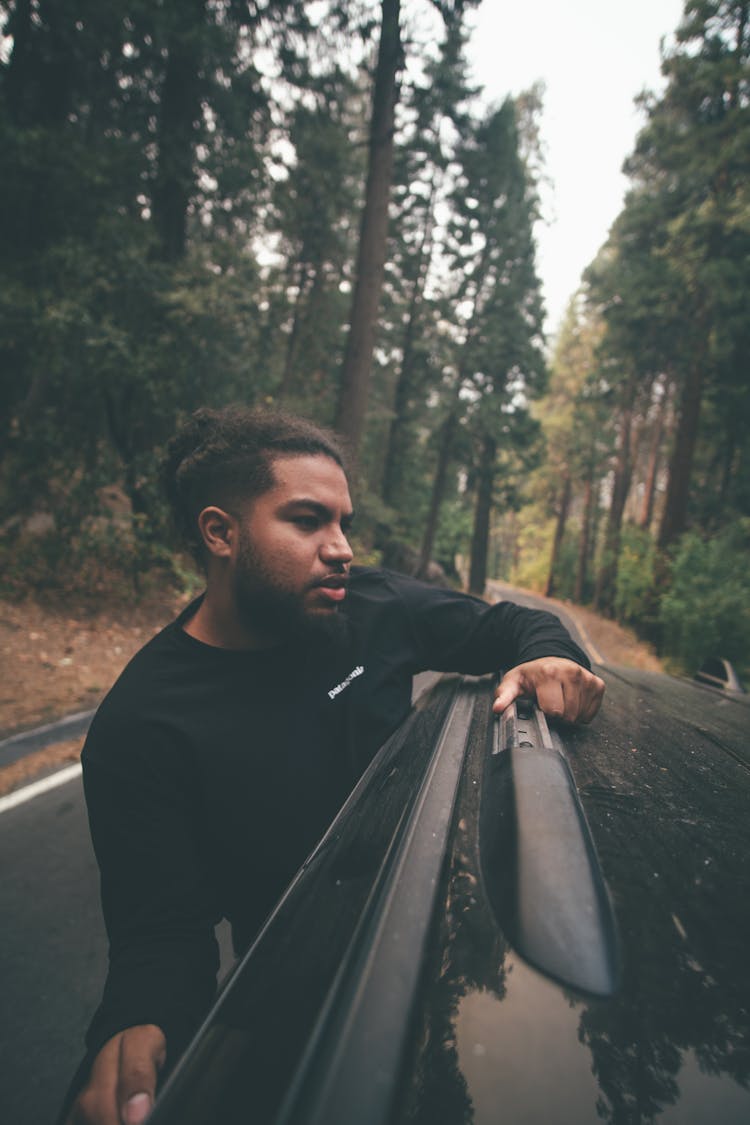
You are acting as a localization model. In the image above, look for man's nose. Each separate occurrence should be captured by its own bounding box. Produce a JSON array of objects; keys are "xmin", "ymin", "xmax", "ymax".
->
[{"xmin": 321, "ymin": 529, "xmax": 353, "ymax": 565}]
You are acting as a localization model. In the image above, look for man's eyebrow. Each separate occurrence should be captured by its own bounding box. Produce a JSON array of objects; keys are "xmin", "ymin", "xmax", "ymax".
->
[{"xmin": 280, "ymin": 499, "xmax": 355, "ymax": 524}]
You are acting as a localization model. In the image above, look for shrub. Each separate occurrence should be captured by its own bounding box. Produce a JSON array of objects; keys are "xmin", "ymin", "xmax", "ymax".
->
[
  {"xmin": 615, "ymin": 525, "xmax": 657, "ymax": 628},
  {"xmin": 659, "ymin": 521, "xmax": 750, "ymax": 675}
]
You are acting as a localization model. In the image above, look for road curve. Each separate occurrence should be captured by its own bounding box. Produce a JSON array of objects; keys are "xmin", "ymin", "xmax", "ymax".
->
[
  {"xmin": 486, "ymin": 581, "xmax": 604, "ymax": 666},
  {"xmin": 0, "ymin": 709, "xmax": 95, "ymax": 768}
]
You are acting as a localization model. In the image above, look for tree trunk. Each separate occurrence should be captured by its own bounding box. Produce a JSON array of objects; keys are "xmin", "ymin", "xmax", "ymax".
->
[
  {"xmin": 102, "ymin": 391, "xmax": 151, "ymax": 519},
  {"xmin": 6, "ymin": 3, "xmax": 78, "ymax": 127},
  {"xmin": 334, "ymin": 0, "xmax": 401, "ymax": 454},
  {"xmin": 417, "ymin": 409, "xmax": 457, "ymax": 579},
  {"xmin": 658, "ymin": 356, "xmax": 705, "ymax": 550},
  {"xmin": 574, "ymin": 474, "xmax": 594, "ymax": 604},
  {"xmin": 717, "ymin": 424, "xmax": 738, "ymax": 516},
  {"xmin": 381, "ymin": 185, "xmax": 436, "ymax": 505},
  {"xmin": 730, "ymin": 0, "xmax": 749, "ymax": 109},
  {"xmin": 595, "ymin": 402, "xmax": 634, "ymax": 616},
  {"xmin": 545, "ymin": 471, "xmax": 572, "ymax": 598},
  {"xmin": 639, "ymin": 393, "xmax": 667, "ymax": 530},
  {"xmin": 468, "ymin": 433, "xmax": 497, "ymax": 595},
  {"xmin": 152, "ymin": 0, "xmax": 207, "ymax": 262},
  {"xmin": 278, "ymin": 263, "xmax": 312, "ymax": 398},
  {"xmin": 380, "ymin": 353, "xmax": 411, "ymax": 508},
  {"xmin": 5, "ymin": 0, "xmax": 34, "ymax": 125}
]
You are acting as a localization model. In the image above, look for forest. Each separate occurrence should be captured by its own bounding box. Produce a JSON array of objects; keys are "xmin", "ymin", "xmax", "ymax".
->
[{"xmin": 1, "ymin": 0, "xmax": 749, "ymax": 676}]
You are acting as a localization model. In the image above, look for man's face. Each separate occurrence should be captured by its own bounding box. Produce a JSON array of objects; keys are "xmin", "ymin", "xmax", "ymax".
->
[{"xmin": 232, "ymin": 454, "xmax": 354, "ymax": 644}]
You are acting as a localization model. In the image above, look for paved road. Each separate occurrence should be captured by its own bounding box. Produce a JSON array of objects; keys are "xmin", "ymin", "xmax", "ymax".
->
[
  {"xmin": 0, "ymin": 710, "xmax": 95, "ymax": 767},
  {"xmin": 1, "ymin": 771, "xmax": 106, "ymax": 1124},
  {"xmin": 1, "ymin": 770, "xmax": 237, "ymax": 1125},
  {"xmin": 486, "ymin": 581, "xmax": 603, "ymax": 666}
]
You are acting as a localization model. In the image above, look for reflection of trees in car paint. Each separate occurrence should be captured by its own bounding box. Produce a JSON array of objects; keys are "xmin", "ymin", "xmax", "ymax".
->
[
  {"xmin": 578, "ymin": 862, "xmax": 750, "ymax": 1121},
  {"xmin": 398, "ymin": 669, "xmax": 750, "ymax": 1125},
  {"xmin": 571, "ymin": 670, "xmax": 750, "ymax": 1123}
]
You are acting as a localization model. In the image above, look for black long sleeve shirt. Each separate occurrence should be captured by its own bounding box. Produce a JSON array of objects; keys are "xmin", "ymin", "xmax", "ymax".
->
[{"xmin": 81, "ymin": 568, "xmax": 591, "ymax": 1066}]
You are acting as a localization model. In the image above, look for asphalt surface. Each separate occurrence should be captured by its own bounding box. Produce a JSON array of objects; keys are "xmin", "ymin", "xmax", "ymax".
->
[
  {"xmin": 1, "ymin": 770, "xmax": 106, "ymax": 1124},
  {"xmin": 1, "ymin": 768, "xmax": 237, "ymax": 1125},
  {"xmin": 0, "ymin": 710, "xmax": 95, "ymax": 768},
  {"xmin": 487, "ymin": 581, "xmax": 600, "ymax": 664}
]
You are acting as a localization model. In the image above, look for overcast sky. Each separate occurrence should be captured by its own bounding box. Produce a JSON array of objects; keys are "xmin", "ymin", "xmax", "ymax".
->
[{"xmin": 466, "ymin": 0, "xmax": 686, "ymax": 338}]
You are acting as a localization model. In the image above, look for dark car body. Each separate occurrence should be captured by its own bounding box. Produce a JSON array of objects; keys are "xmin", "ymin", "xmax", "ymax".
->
[
  {"xmin": 148, "ymin": 663, "xmax": 750, "ymax": 1125},
  {"xmin": 693, "ymin": 656, "xmax": 746, "ymax": 694}
]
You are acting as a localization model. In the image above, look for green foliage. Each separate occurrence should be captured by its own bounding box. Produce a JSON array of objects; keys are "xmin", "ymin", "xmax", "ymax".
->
[
  {"xmin": 433, "ymin": 500, "xmax": 473, "ymax": 577},
  {"xmin": 589, "ymin": 0, "xmax": 750, "ymax": 551},
  {"xmin": 3, "ymin": 0, "xmax": 745, "ymax": 637},
  {"xmin": 543, "ymin": 536, "xmax": 578, "ymax": 602},
  {"xmin": 508, "ymin": 506, "xmax": 555, "ymax": 592},
  {"xmin": 0, "ymin": 509, "xmax": 169, "ymax": 603},
  {"xmin": 659, "ymin": 521, "xmax": 750, "ymax": 673},
  {"xmin": 614, "ymin": 525, "xmax": 657, "ymax": 628},
  {"xmin": 505, "ymin": 0, "xmax": 750, "ymax": 639}
]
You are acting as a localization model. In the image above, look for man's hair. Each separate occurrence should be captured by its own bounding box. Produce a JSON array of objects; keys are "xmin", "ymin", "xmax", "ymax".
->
[{"xmin": 162, "ymin": 404, "xmax": 347, "ymax": 561}]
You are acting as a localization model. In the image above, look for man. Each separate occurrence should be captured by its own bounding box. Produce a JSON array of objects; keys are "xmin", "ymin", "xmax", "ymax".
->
[{"xmin": 65, "ymin": 405, "xmax": 604, "ymax": 1125}]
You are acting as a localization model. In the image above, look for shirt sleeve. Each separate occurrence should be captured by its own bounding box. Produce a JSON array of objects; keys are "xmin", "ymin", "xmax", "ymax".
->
[
  {"xmin": 81, "ymin": 708, "xmax": 221, "ymax": 1067},
  {"xmin": 386, "ymin": 572, "xmax": 592, "ymax": 674}
]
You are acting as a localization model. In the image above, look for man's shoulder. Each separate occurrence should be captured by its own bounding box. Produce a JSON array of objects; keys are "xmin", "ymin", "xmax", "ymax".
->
[
  {"xmin": 347, "ymin": 566, "xmax": 417, "ymax": 612},
  {"xmin": 85, "ymin": 617, "xmax": 192, "ymax": 735},
  {"xmin": 348, "ymin": 566, "xmax": 478, "ymax": 609},
  {"xmin": 349, "ymin": 565, "xmax": 435, "ymax": 593},
  {"xmin": 98, "ymin": 596, "xmax": 205, "ymax": 695},
  {"xmin": 108, "ymin": 617, "xmax": 184, "ymax": 684}
]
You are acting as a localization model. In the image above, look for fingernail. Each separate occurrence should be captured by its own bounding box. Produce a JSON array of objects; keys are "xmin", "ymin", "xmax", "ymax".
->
[{"xmin": 124, "ymin": 1092, "xmax": 152, "ymax": 1124}]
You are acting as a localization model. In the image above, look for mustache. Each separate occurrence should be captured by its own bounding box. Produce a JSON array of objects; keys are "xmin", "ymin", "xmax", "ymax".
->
[{"xmin": 311, "ymin": 570, "xmax": 349, "ymax": 590}]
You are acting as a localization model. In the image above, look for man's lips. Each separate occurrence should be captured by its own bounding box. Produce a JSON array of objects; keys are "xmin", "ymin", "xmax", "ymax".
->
[{"xmin": 310, "ymin": 575, "xmax": 348, "ymax": 603}]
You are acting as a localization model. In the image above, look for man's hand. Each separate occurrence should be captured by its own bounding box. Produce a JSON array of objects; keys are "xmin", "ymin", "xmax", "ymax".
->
[
  {"xmin": 66, "ymin": 1024, "xmax": 166, "ymax": 1125},
  {"xmin": 493, "ymin": 657, "xmax": 605, "ymax": 724}
]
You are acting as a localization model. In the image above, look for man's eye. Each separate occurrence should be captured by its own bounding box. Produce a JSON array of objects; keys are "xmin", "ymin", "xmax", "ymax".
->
[{"xmin": 294, "ymin": 516, "xmax": 319, "ymax": 530}]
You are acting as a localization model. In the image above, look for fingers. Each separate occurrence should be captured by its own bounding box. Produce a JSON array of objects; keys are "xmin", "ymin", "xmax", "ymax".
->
[
  {"xmin": 117, "ymin": 1026, "xmax": 166, "ymax": 1125},
  {"xmin": 534, "ymin": 672, "xmax": 568, "ymax": 720},
  {"xmin": 67, "ymin": 1036, "xmax": 121, "ymax": 1125},
  {"xmin": 493, "ymin": 658, "xmax": 605, "ymax": 725},
  {"xmin": 66, "ymin": 1026, "xmax": 166, "ymax": 1125},
  {"xmin": 492, "ymin": 666, "xmax": 525, "ymax": 715},
  {"xmin": 577, "ymin": 668, "xmax": 606, "ymax": 723}
]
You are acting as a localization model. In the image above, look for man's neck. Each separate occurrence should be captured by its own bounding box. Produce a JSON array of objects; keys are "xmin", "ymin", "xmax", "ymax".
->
[{"xmin": 183, "ymin": 589, "xmax": 277, "ymax": 651}]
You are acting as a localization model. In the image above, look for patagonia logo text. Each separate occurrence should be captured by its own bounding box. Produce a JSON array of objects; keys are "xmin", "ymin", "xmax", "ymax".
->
[{"xmin": 328, "ymin": 666, "xmax": 364, "ymax": 700}]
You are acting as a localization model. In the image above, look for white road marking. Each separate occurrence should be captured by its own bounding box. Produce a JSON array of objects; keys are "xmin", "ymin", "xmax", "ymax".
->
[
  {"xmin": 486, "ymin": 580, "xmax": 604, "ymax": 666},
  {"xmin": 567, "ymin": 614, "xmax": 604, "ymax": 666},
  {"xmin": 0, "ymin": 763, "xmax": 82, "ymax": 815}
]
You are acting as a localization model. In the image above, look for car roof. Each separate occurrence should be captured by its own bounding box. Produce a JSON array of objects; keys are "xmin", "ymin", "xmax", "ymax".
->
[
  {"xmin": 149, "ymin": 668, "xmax": 750, "ymax": 1125},
  {"xmin": 396, "ymin": 666, "xmax": 750, "ymax": 1124}
]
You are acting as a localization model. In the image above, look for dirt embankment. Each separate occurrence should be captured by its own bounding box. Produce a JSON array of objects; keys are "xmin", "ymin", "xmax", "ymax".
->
[
  {"xmin": 545, "ymin": 597, "xmax": 663, "ymax": 674},
  {"xmin": 0, "ymin": 587, "xmax": 661, "ymax": 798},
  {"xmin": 0, "ymin": 593, "xmax": 188, "ymax": 796}
]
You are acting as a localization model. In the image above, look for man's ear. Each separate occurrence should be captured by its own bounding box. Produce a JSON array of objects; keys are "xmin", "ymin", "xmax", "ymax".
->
[{"xmin": 197, "ymin": 506, "xmax": 236, "ymax": 559}]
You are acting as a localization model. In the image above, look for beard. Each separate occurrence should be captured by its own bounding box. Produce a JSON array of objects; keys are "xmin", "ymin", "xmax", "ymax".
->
[{"xmin": 233, "ymin": 533, "xmax": 349, "ymax": 648}]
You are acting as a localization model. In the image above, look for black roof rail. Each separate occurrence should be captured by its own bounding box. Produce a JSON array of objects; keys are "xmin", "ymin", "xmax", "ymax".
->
[
  {"xmin": 483, "ymin": 695, "xmax": 620, "ymax": 997},
  {"xmin": 694, "ymin": 657, "xmax": 746, "ymax": 694}
]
